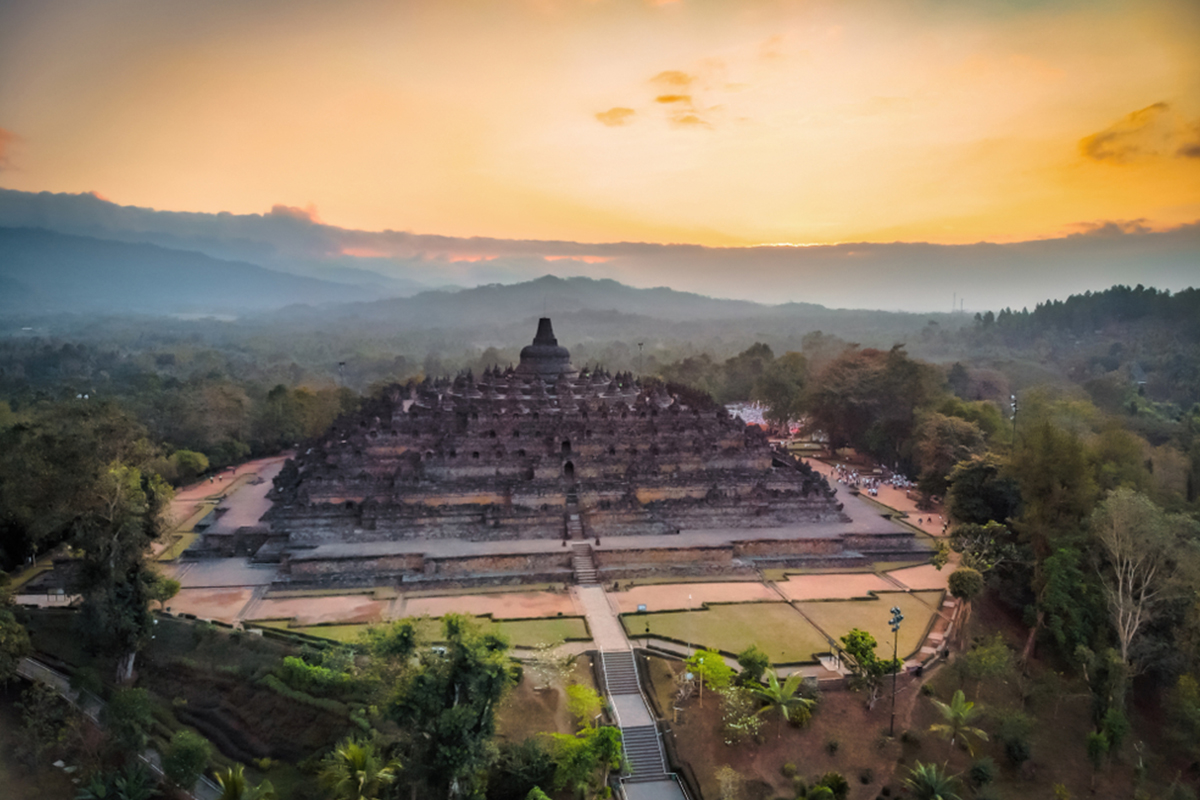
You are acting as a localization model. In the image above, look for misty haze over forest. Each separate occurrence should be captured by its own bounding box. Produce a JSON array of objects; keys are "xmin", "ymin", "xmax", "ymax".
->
[{"xmin": 2, "ymin": 188, "xmax": 1197, "ymax": 315}]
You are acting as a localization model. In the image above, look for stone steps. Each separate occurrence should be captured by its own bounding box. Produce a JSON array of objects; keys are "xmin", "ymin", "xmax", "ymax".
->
[
  {"xmin": 601, "ymin": 650, "xmax": 641, "ymax": 696},
  {"xmin": 621, "ymin": 725, "xmax": 669, "ymax": 782},
  {"xmin": 571, "ymin": 543, "xmax": 597, "ymax": 585}
]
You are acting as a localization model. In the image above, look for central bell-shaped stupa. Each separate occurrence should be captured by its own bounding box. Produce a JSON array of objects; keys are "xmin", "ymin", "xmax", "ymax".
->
[{"xmin": 515, "ymin": 317, "xmax": 576, "ymax": 378}]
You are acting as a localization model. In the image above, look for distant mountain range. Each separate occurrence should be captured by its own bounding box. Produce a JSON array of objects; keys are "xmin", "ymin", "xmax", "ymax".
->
[
  {"xmin": 0, "ymin": 227, "xmax": 381, "ymax": 314},
  {"xmin": 3, "ymin": 188, "xmax": 1197, "ymax": 313}
]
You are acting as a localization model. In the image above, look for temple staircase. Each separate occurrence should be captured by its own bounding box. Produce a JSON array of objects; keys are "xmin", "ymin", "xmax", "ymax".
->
[
  {"xmin": 571, "ymin": 543, "xmax": 597, "ymax": 585},
  {"xmin": 600, "ymin": 650, "xmax": 671, "ymax": 784}
]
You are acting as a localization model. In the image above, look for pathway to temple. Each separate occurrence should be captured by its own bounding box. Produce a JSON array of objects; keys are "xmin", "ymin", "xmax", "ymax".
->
[{"xmin": 572, "ymin": 585, "xmax": 690, "ymax": 800}]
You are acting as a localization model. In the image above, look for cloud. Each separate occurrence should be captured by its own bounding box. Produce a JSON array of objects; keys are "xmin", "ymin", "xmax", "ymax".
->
[
  {"xmin": 595, "ymin": 107, "xmax": 636, "ymax": 127},
  {"xmin": 654, "ymin": 94, "xmax": 692, "ymax": 105},
  {"xmin": 670, "ymin": 114, "xmax": 709, "ymax": 128},
  {"xmin": 267, "ymin": 203, "xmax": 321, "ymax": 223},
  {"xmin": 1065, "ymin": 219, "xmax": 1152, "ymax": 238},
  {"xmin": 1179, "ymin": 122, "xmax": 1200, "ymax": 158},
  {"xmin": 650, "ymin": 70, "xmax": 694, "ymax": 88},
  {"xmin": 1079, "ymin": 102, "xmax": 1173, "ymax": 163},
  {"xmin": 0, "ymin": 128, "xmax": 18, "ymax": 170}
]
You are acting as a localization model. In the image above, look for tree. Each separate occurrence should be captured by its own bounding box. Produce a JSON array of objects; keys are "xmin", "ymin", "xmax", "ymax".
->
[
  {"xmin": 169, "ymin": 450, "xmax": 209, "ymax": 484},
  {"xmin": 913, "ymin": 413, "xmax": 987, "ymax": 496},
  {"xmin": 1091, "ymin": 488, "xmax": 1199, "ymax": 668},
  {"xmin": 948, "ymin": 521, "xmax": 1020, "ymax": 575},
  {"xmin": 948, "ymin": 568, "xmax": 984, "ymax": 605},
  {"xmin": 215, "ymin": 764, "xmax": 276, "ymax": 800},
  {"xmin": 953, "ymin": 634, "xmax": 1011, "ymax": 692},
  {"xmin": 547, "ymin": 726, "xmax": 623, "ymax": 799},
  {"xmin": 928, "ymin": 689, "xmax": 989, "ymax": 755},
  {"xmin": 16, "ymin": 681, "xmax": 76, "ymax": 771},
  {"xmin": 735, "ymin": 644, "xmax": 769, "ymax": 686},
  {"xmin": 746, "ymin": 669, "xmax": 816, "ymax": 737},
  {"xmin": 385, "ymin": 614, "xmax": 519, "ymax": 799},
  {"xmin": 72, "ymin": 461, "xmax": 174, "ymax": 683},
  {"xmin": 903, "ymin": 762, "xmax": 963, "ymax": 800},
  {"xmin": 945, "ymin": 455, "xmax": 1021, "ymax": 526},
  {"xmin": 491, "ymin": 739, "xmax": 556, "ymax": 800},
  {"xmin": 145, "ymin": 573, "xmax": 181, "ymax": 612},
  {"xmin": 525, "ymin": 789, "xmax": 551, "ymax": 800},
  {"xmin": 838, "ymin": 629, "xmax": 900, "ymax": 709},
  {"xmin": 0, "ymin": 604, "xmax": 31, "ymax": 683},
  {"xmin": 685, "ymin": 648, "xmax": 735, "ymax": 706},
  {"xmin": 102, "ymin": 687, "xmax": 155, "ymax": 755},
  {"xmin": 804, "ymin": 345, "xmax": 939, "ymax": 469},
  {"xmin": 566, "ymin": 684, "xmax": 604, "ymax": 729},
  {"xmin": 162, "ymin": 729, "xmax": 211, "ymax": 792},
  {"xmin": 318, "ymin": 738, "xmax": 400, "ymax": 800},
  {"xmin": 751, "ymin": 351, "xmax": 808, "ymax": 430}
]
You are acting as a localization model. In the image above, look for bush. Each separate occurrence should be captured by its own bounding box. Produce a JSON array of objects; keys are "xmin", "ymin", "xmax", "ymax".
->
[
  {"xmin": 277, "ymin": 655, "xmax": 358, "ymax": 696},
  {"xmin": 995, "ymin": 709, "xmax": 1034, "ymax": 766},
  {"xmin": 858, "ymin": 767, "xmax": 875, "ymax": 785},
  {"xmin": 817, "ymin": 771, "xmax": 850, "ymax": 800},
  {"xmin": 968, "ymin": 757, "xmax": 996, "ymax": 787},
  {"xmin": 162, "ymin": 729, "xmax": 211, "ymax": 790},
  {"xmin": 781, "ymin": 762, "xmax": 797, "ymax": 778},
  {"xmin": 257, "ymin": 674, "xmax": 349, "ymax": 715},
  {"xmin": 825, "ymin": 738, "xmax": 840, "ymax": 756}
]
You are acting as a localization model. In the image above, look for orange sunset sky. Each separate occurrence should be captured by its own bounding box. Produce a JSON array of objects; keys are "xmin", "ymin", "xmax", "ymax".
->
[{"xmin": 1, "ymin": 0, "xmax": 1198, "ymax": 250}]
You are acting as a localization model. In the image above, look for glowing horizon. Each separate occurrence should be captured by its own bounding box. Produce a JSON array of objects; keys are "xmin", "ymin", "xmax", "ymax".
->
[{"xmin": 1, "ymin": 0, "xmax": 1198, "ymax": 250}]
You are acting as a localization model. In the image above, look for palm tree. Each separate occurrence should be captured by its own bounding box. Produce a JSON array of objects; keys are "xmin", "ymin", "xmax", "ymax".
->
[
  {"xmin": 928, "ymin": 689, "xmax": 989, "ymax": 755},
  {"xmin": 318, "ymin": 738, "xmax": 400, "ymax": 800},
  {"xmin": 215, "ymin": 764, "xmax": 277, "ymax": 800},
  {"xmin": 903, "ymin": 762, "xmax": 963, "ymax": 800},
  {"xmin": 747, "ymin": 669, "xmax": 816, "ymax": 738}
]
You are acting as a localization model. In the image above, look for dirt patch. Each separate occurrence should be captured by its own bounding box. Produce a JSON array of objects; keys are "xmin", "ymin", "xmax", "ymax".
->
[
  {"xmin": 776, "ymin": 573, "xmax": 893, "ymax": 601},
  {"xmin": 496, "ymin": 655, "xmax": 596, "ymax": 744},
  {"xmin": 171, "ymin": 587, "xmax": 254, "ymax": 622},
  {"xmin": 402, "ymin": 591, "xmax": 576, "ymax": 619},
  {"xmin": 609, "ymin": 582, "xmax": 778, "ymax": 612},
  {"xmin": 253, "ymin": 595, "xmax": 386, "ymax": 625},
  {"xmin": 652, "ymin": 654, "xmax": 911, "ymax": 800},
  {"xmin": 885, "ymin": 564, "xmax": 951, "ymax": 591}
]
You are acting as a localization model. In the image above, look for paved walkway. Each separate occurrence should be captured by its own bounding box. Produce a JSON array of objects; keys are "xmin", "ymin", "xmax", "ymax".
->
[{"xmin": 573, "ymin": 586, "xmax": 689, "ymax": 800}]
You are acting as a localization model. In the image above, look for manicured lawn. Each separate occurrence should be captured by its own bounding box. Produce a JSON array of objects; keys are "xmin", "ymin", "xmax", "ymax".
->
[
  {"xmin": 794, "ymin": 590, "xmax": 943, "ymax": 660},
  {"xmin": 271, "ymin": 615, "xmax": 591, "ymax": 647},
  {"xmin": 622, "ymin": 602, "xmax": 828, "ymax": 663},
  {"xmin": 493, "ymin": 616, "xmax": 589, "ymax": 645},
  {"xmin": 155, "ymin": 531, "xmax": 198, "ymax": 561}
]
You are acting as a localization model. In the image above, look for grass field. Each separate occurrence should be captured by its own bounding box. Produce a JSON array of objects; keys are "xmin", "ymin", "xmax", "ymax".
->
[
  {"xmin": 622, "ymin": 602, "xmax": 829, "ymax": 663},
  {"xmin": 155, "ymin": 531, "xmax": 198, "ymax": 562},
  {"xmin": 261, "ymin": 615, "xmax": 591, "ymax": 647},
  {"xmin": 794, "ymin": 590, "xmax": 944, "ymax": 659}
]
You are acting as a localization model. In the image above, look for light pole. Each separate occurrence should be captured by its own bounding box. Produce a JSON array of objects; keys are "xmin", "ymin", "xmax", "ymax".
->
[
  {"xmin": 888, "ymin": 606, "xmax": 904, "ymax": 737},
  {"xmin": 1010, "ymin": 393, "xmax": 1018, "ymax": 443}
]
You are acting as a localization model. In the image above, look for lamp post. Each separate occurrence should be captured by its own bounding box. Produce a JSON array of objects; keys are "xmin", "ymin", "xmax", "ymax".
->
[
  {"xmin": 1010, "ymin": 393, "xmax": 1018, "ymax": 443},
  {"xmin": 888, "ymin": 606, "xmax": 904, "ymax": 737}
]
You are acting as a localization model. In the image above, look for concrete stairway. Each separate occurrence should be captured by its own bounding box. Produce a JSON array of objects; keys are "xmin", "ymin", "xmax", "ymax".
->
[
  {"xmin": 622, "ymin": 725, "xmax": 669, "ymax": 783},
  {"xmin": 601, "ymin": 649, "xmax": 640, "ymax": 695},
  {"xmin": 571, "ymin": 543, "xmax": 597, "ymax": 584},
  {"xmin": 601, "ymin": 651, "xmax": 670, "ymax": 783},
  {"xmin": 566, "ymin": 511, "xmax": 585, "ymax": 539}
]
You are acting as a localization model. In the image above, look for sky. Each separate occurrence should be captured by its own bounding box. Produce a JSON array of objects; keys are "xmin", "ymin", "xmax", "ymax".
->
[{"xmin": 0, "ymin": 0, "xmax": 1198, "ymax": 308}]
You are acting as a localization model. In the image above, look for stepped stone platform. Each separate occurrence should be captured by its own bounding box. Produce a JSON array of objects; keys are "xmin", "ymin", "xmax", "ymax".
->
[{"xmin": 197, "ymin": 318, "xmax": 929, "ymax": 586}]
